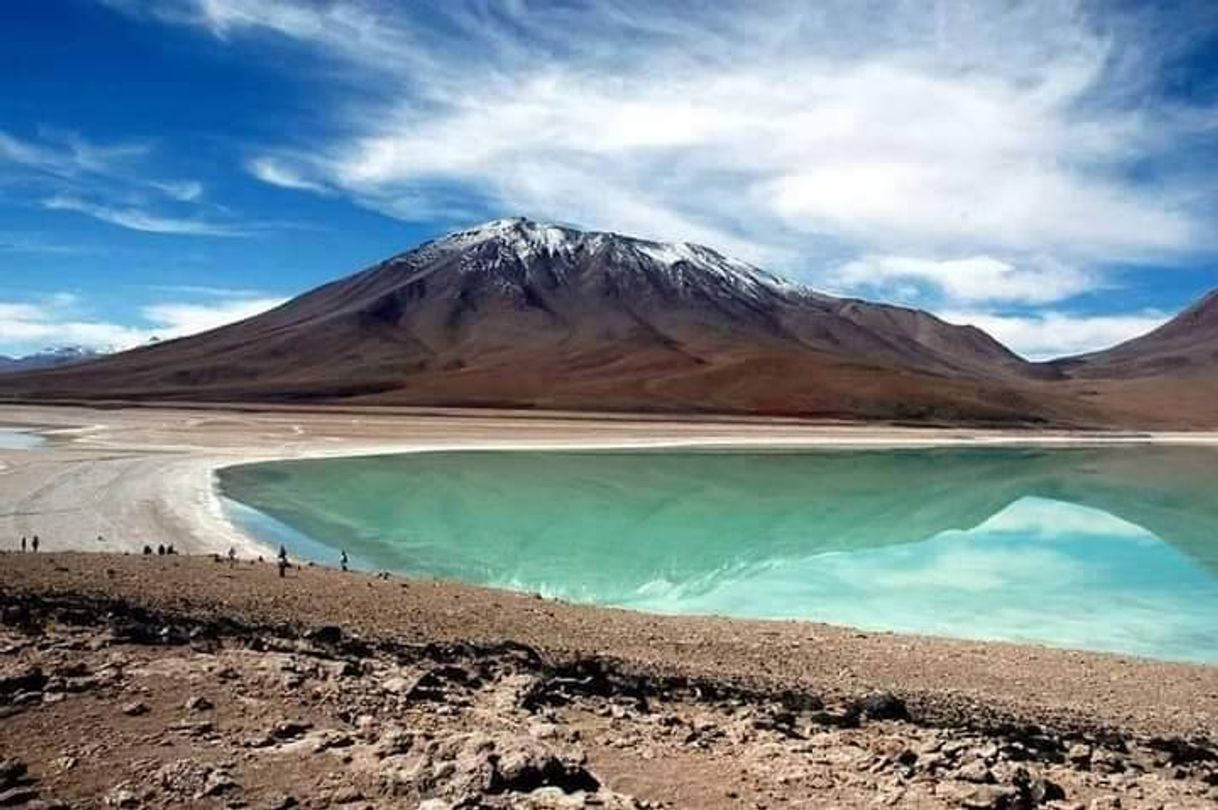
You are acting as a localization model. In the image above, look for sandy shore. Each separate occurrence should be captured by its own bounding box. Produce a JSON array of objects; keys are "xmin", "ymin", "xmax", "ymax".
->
[{"xmin": 3, "ymin": 402, "xmax": 1217, "ymax": 561}]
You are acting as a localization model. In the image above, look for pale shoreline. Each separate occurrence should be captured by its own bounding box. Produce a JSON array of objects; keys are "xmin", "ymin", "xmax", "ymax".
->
[
  {"xmin": 2, "ymin": 401, "xmax": 1217, "ymax": 559},
  {"xmin": 2, "ymin": 402, "xmax": 1217, "ymax": 668}
]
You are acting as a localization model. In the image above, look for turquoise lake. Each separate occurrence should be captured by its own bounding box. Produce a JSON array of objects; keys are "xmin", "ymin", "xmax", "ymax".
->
[{"xmin": 218, "ymin": 446, "xmax": 1218, "ymax": 664}]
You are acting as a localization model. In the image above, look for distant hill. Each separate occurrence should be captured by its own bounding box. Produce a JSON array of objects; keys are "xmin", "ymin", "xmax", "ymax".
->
[
  {"xmin": 1054, "ymin": 290, "xmax": 1218, "ymax": 379},
  {"xmin": 0, "ymin": 218, "xmax": 1214, "ymax": 427},
  {"xmin": 0, "ymin": 346, "xmax": 102, "ymax": 374}
]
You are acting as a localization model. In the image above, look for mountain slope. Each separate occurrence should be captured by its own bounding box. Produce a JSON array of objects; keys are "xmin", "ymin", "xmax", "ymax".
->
[
  {"xmin": 1054, "ymin": 290, "xmax": 1218, "ymax": 379},
  {"xmin": 0, "ymin": 218, "xmax": 1087, "ymax": 423}
]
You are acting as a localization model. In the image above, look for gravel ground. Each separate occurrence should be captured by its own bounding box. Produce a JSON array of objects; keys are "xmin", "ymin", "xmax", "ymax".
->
[{"xmin": 1, "ymin": 553, "xmax": 1215, "ymax": 809}]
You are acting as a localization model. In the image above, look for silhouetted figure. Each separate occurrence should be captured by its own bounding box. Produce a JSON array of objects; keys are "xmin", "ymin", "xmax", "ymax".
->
[
  {"xmin": 143, "ymin": 545, "xmax": 153, "ymax": 555},
  {"xmin": 157, "ymin": 544, "xmax": 165, "ymax": 556},
  {"xmin": 228, "ymin": 546, "xmax": 236, "ymax": 567},
  {"xmin": 166, "ymin": 545, "xmax": 176, "ymax": 555},
  {"xmin": 340, "ymin": 550, "xmax": 349, "ymax": 572},
  {"xmin": 31, "ymin": 536, "xmax": 39, "ymax": 553},
  {"xmin": 277, "ymin": 544, "xmax": 288, "ymax": 578},
  {"xmin": 20, "ymin": 537, "xmax": 26, "ymax": 552}
]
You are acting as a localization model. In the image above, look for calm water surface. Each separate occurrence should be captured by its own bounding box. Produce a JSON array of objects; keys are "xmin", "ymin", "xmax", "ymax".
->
[
  {"xmin": 219, "ymin": 447, "xmax": 1218, "ymax": 663},
  {"xmin": 0, "ymin": 427, "xmax": 45, "ymax": 450}
]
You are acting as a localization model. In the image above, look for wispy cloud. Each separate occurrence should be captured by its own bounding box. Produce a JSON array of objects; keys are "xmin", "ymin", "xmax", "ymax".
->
[
  {"xmin": 245, "ymin": 157, "xmax": 329, "ymax": 194},
  {"xmin": 0, "ymin": 128, "xmax": 250, "ymax": 237},
  {"xmin": 112, "ymin": 2, "xmax": 1216, "ymax": 267},
  {"xmin": 0, "ymin": 290, "xmax": 286, "ymax": 356},
  {"xmin": 42, "ymin": 195, "xmax": 247, "ymax": 237}
]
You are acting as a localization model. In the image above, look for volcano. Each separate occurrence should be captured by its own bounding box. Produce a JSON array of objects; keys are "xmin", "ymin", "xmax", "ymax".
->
[{"xmin": 3, "ymin": 217, "xmax": 1207, "ymax": 426}]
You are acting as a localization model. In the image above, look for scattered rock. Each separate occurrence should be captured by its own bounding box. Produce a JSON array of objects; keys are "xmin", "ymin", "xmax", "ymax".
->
[
  {"xmin": 954, "ymin": 759, "xmax": 993, "ymax": 784},
  {"xmin": 0, "ymin": 760, "xmax": 27, "ymax": 790},
  {"xmin": 185, "ymin": 695, "xmax": 213, "ymax": 712},
  {"xmin": 105, "ymin": 786, "xmax": 140, "ymax": 808},
  {"xmin": 120, "ymin": 701, "xmax": 149, "ymax": 717},
  {"xmin": 271, "ymin": 720, "xmax": 312, "ymax": 741},
  {"xmin": 854, "ymin": 692, "xmax": 909, "ymax": 722},
  {"xmin": 0, "ymin": 786, "xmax": 39, "ymax": 807}
]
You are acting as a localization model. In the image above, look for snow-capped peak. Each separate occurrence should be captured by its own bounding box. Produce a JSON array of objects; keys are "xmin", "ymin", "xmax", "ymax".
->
[{"xmin": 434, "ymin": 217, "xmax": 793, "ymax": 297}]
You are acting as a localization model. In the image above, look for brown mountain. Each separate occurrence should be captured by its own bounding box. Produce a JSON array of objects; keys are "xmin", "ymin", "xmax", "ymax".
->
[
  {"xmin": 0, "ymin": 218, "xmax": 1206, "ymax": 426},
  {"xmin": 1045, "ymin": 289, "xmax": 1218, "ymax": 428},
  {"xmin": 1054, "ymin": 290, "xmax": 1218, "ymax": 379}
]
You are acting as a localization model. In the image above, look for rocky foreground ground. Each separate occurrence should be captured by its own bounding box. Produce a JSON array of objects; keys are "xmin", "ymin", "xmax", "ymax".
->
[{"xmin": 1, "ymin": 555, "xmax": 1215, "ymax": 809}]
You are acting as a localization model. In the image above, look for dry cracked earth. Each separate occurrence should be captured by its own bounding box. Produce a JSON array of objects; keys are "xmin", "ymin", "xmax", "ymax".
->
[{"xmin": 0, "ymin": 595, "xmax": 1216, "ymax": 810}]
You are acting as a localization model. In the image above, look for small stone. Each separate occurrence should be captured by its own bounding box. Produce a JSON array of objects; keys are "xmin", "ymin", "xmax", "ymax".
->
[
  {"xmin": 185, "ymin": 696, "xmax": 213, "ymax": 712},
  {"xmin": 0, "ymin": 760, "xmax": 27, "ymax": 790},
  {"xmin": 263, "ymin": 795, "xmax": 298, "ymax": 810},
  {"xmin": 955, "ymin": 760, "xmax": 993, "ymax": 784},
  {"xmin": 0, "ymin": 787, "xmax": 39, "ymax": 807},
  {"xmin": 121, "ymin": 701, "xmax": 149, "ymax": 717},
  {"xmin": 1067, "ymin": 743, "xmax": 1092, "ymax": 765},
  {"xmin": 327, "ymin": 788, "xmax": 364, "ymax": 804},
  {"xmin": 959, "ymin": 784, "xmax": 1017, "ymax": 809},
  {"xmin": 856, "ymin": 692, "xmax": 908, "ymax": 721},
  {"xmin": 270, "ymin": 720, "xmax": 311, "ymax": 741},
  {"xmin": 106, "ymin": 787, "xmax": 140, "ymax": 808}
]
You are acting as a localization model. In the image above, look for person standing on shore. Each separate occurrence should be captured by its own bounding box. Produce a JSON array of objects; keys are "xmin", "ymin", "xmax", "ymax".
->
[
  {"xmin": 340, "ymin": 550, "xmax": 349, "ymax": 572},
  {"xmin": 277, "ymin": 545, "xmax": 288, "ymax": 578},
  {"xmin": 20, "ymin": 537, "xmax": 26, "ymax": 552},
  {"xmin": 228, "ymin": 546, "xmax": 236, "ymax": 567},
  {"xmin": 31, "ymin": 536, "xmax": 39, "ymax": 553}
]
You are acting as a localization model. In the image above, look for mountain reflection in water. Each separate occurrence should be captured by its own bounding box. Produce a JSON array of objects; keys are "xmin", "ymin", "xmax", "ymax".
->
[{"xmin": 220, "ymin": 446, "xmax": 1218, "ymax": 663}]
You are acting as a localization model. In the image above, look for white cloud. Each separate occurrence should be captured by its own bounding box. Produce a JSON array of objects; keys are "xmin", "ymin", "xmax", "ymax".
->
[
  {"xmin": 140, "ymin": 297, "xmax": 286, "ymax": 337},
  {"xmin": 937, "ymin": 309, "xmax": 1171, "ymax": 360},
  {"xmin": 0, "ymin": 129, "xmax": 262, "ymax": 238},
  {"xmin": 245, "ymin": 157, "xmax": 329, "ymax": 193},
  {"xmin": 42, "ymin": 195, "xmax": 247, "ymax": 237},
  {"xmin": 0, "ymin": 128, "xmax": 147, "ymax": 179},
  {"xmin": 119, "ymin": 0, "xmax": 1216, "ymax": 269},
  {"xmin": 0, "ymin": 292, "xmax": 286, "ymax": 356},
  {"xmin": 830, "ymin": 254, "xmax": 1094, "ymax": 305},
  {"xmin": 152, "ymin": 179, "xmax": 205, "ymax": 202}
]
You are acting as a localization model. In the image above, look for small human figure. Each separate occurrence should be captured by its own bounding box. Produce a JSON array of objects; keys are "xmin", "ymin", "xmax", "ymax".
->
[
  {"xmin": 31, "ymin": 535, "xmax": 39, "ymax": 553},
  {"xmin": 166, "ymin": 545, "xmax": 176, "ymax": 555},
  {"xmin": 20, "ymin": 536, "xmax": 26, "ymax": 552},
  {"xmin": 157, "ymin": 544, "xmax": 165, "ymax": 556},
  {"xmin": 227, "ymin": 546, "xmax": 236, "ymax": 567},
  {"xmin": 143, "ymin": 545, "xmax": 153, "ymax": 555},
  {"xmin": 340, "ymin": 550, "xmax": 349, "ymax": 572},
  {"xmin": 277, "ymin": 544, "xmax": 288, "ymax": 578}
]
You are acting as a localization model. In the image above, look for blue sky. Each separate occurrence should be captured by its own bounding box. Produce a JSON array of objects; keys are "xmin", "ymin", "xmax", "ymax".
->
[{"xmin": 2, "ymin": 0, "xmax": 1216, "ymax": 359}]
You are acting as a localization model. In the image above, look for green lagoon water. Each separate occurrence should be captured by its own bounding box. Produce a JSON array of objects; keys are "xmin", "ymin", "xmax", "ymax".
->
[{"xmin": 218, "ymin": 446, "xmax": 1218, "ymax": 663}]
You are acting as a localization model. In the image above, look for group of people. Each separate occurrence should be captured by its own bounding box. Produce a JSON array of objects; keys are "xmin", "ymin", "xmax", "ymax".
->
[
  {"xmin": 17, "ymin": 532, "xmax": 353, "ymax": 578},
  {"xmin": 224, "ymin": 544, "xmax": 351, "ymax": 577}
]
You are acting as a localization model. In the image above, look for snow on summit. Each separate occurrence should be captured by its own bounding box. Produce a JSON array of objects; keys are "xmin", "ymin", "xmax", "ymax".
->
[{"xmin": 433, "ymin": 217, "xmax": 792, "ymax": 297}]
